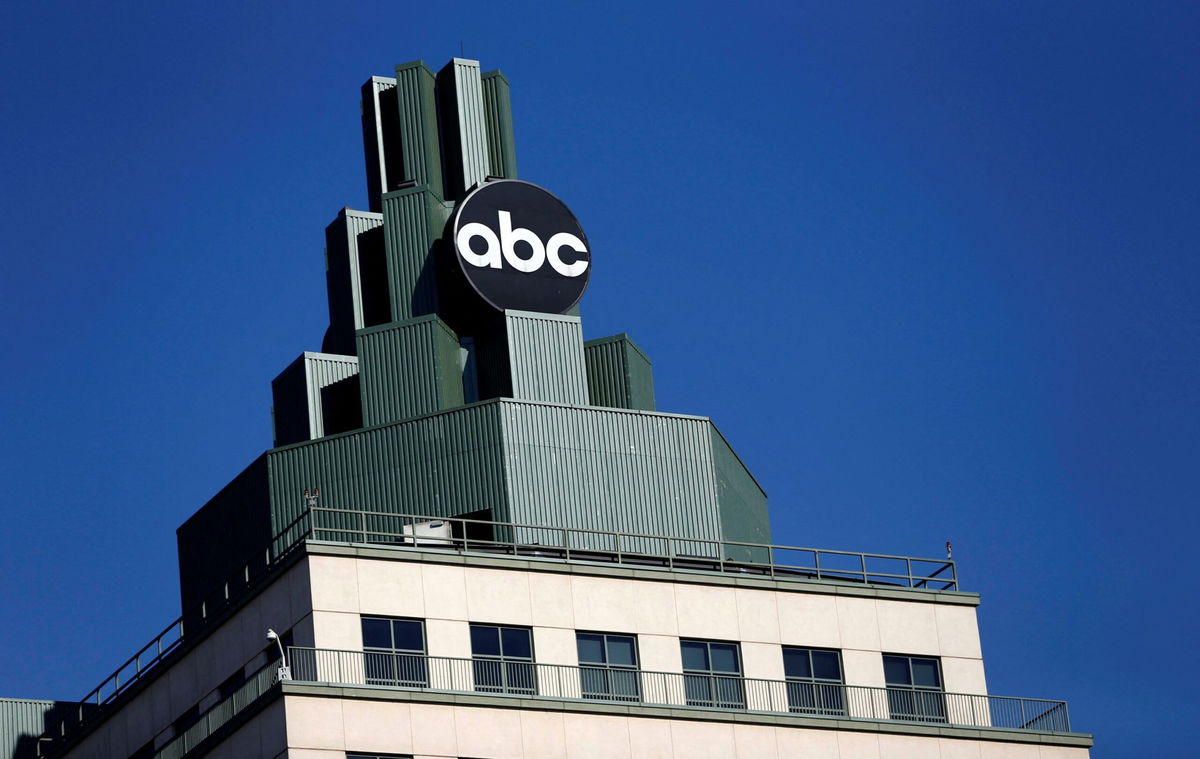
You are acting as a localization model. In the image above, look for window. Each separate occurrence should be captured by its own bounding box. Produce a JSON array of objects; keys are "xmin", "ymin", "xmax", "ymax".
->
[
  {"xmin": 883, "ymin": 654, "xmax": 946, "ymax": 723},
  {"xmin": 782, "ymin": 647, "xmax": 845, "ymax": 716},
  {"xmin": 347, "ymin": 754, "xmax": 412, "ymax": 759},
  {"xmin": 361, "ymin": 617, "xmax": 427, "ymax": 687},
  {"xmin": 576, "ymin": 632, "xmax": 640, "ymax": 702},
  {"xmin": 470, "ymin": 624, "xmax": 535, "ymax": 695},
  {"xmin": 680, "ymin": 639, "xmax": 744, "ymax": 708}
]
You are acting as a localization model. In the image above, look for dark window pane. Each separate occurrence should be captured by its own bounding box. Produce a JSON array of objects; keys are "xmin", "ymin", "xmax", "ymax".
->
[
  {"xmin": 501, "ymin": 627, "xmax": 532, "ymax": 659},
  {"xmin": 681, "ymin": 641, "xmax": 709, "ymax": 671},
  {"xmin": 362, "ymin": 618, "xmax": 392, "ymax": 649},
  {"xmin": 392, "ymin": 620, "xmax": 424, "ymax": 652},
  {"xmin": 577, "ymin": 634, "xmax": 605, "ymax": 664},
  {"xmin": 607, "ymin": 636, "xmax": 636, "ymax": 666},
  {"xmin": 811, "ymin": 650, "xmax": 841, "ymax": 681},
  {"xmin": 911, "ymin": 658, "xmax": 940, "ymax": 688},
  {"xmin": 883, "ymin": 656, "xmax": 911, "ymax": 686},
  {"xmin": 470, "ymin": 625, "xmax": 501, "ymax": 656},
  {"xmin": 709, "ymin": 644, "xmax": 740, "ymax": 673},
  {"xmin": 783, "ymin": 648, "xmax": 811, "ymax": 679}
]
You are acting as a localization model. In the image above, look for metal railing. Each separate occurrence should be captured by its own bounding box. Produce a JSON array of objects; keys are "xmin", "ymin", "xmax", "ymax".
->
[
  {"xmin": 152, "ymin": 663, "xmax": 278, "ymax": 759},
  {"xmin": 42, "ymin": 508, "xmax": 958, "ymax": 753},
  {"xmin": 285, "ymin": 508, "xmax": 959, "ymax": 591},
  {"xmin": 288, "ymin": 648, "xmax": 1072, "ymax": 733}
]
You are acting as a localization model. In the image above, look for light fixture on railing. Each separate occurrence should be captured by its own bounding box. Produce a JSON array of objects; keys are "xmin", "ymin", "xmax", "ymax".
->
[{"xmin": 266, "ymin": 629, "xmax": 291, "ymax": 682}]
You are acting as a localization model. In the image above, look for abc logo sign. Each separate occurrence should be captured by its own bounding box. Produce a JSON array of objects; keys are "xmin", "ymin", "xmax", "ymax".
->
[{"xmin": 450, "ymin": 180, "xmax": 590, "ymax": 314}]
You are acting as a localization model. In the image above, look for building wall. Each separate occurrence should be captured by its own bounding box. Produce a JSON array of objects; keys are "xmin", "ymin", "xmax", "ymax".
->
[
  {"xmin": 305, "ymin": 553, "xmax": 987, "ymax": 696},
  {"xmin": 57, "ymin": 561, "xmax": 314, "ymax": 759},
  {"xmin": 281, "ymin": 696, "xmax": 1090, "ymax": 759}
]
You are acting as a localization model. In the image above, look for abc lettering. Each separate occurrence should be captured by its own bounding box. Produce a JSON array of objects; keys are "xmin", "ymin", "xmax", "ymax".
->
[{"xmin": 457, "ymin": 211, "xmax": 589, "ymax": 277}]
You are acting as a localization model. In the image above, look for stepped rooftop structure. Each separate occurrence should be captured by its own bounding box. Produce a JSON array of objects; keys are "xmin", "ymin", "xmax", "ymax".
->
[{"xmin": 1, "ymin": 56, "xmax": 1093, "ymax": 759}]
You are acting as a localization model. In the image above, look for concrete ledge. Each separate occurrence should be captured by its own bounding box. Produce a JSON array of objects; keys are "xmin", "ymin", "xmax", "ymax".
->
[
  {"xmin": 303, "ymin": 541, "xmax": 982, "ymax": 607},
  {"xmin": 278, "ymin": 682, "xmax": 1092, "ymax": 748}
]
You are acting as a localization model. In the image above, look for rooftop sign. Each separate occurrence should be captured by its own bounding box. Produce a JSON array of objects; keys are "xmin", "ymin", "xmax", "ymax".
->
[{"xmin": 450, "ymin": 179, "xmax": 590, "ymax": 313}]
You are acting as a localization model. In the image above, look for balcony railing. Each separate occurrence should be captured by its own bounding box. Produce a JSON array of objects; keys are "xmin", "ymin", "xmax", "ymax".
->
[
  {"xmin": 288, "ymin": 648, "xmax": 1073, "ymax": 734},
  {"xmin": 278, "ymin": 508, "xmax": 959, "ymax": 591},
  {"xmin": 41, "ymin": 510, "xmax": 959, "ymax": 754}
]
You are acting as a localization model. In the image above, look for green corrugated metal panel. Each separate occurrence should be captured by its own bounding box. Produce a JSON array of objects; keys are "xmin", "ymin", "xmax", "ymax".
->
[
  {"xmin": 505, "ymin": 311, "xmax": 588, "ymax": 406},
  {"xmin": 709, "ymin": 424, "xmax": 771, "ymax": 559},
  {"xmin": 381, "ymin": 187, "xmax": 452, "ymax": 320},
  {"xmin": 500, "ymin": 401, "xmax": 723, "ymax": 551},
  {"xmin": 583, "ymin": 334, "xmax": 656, "ymax": 411},
  {"xmin": 357, "ymin": 315, "xmax": 464, "ymax": 426},
  {"xmin": 267, "ymin": 402, "xmax": 509, "ymax": 543},
  {"xmin": 271, "ymin": 353, "xmax": 310, "ymax": 447},
  {"xmin": 303, "ymin": 353, "xmax": 360, "ymax": 438},
  {"xmin": 393, "ymin": 61, "xmax": 443, "ymax": 199},
  {"xmin": 437, "ymin": 59, "xmax": 491, "ymax": 200},
  {"xmin": 177, "ymin": 454, "xmax": 272, "ymax": 631},
  {"xmin": 325, "ymin": 208, "xmax": 385, "ymax": 353},
  {"xmin": 480, "ymin": 70, "xmax": 517, "ymax": 179},
  {"xmin": 360, "ymin": 76, "xmax": 394, "ymax": 211},
  {"xmin": 1, "ymin": 699, "xmax": 71, "ymax": 759},
  {"xmin": 271, "ymin": 353, "xmax": 360, "ymax": 446}
]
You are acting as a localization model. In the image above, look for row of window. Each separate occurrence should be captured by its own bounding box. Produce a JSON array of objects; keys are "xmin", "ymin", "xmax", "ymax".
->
[{"xmin": 359, "ymin": 617, "xmax": 948, "ymax": 722}]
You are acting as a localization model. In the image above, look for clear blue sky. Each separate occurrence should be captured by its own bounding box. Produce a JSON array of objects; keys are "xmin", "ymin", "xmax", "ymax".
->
[{"xmin": 1, "ymin": 3, "xmax": 1196, "ymax": 757}]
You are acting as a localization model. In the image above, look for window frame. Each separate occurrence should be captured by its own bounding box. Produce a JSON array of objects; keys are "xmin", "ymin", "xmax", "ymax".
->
[
  {"xmin": 679, "ymin": 638, "xmax": 745, "ymax": 709},
  {"xmin": 882, "ymin": 653, "xmax": 947, "ymax": 724},
  {"xmin": 360, "ymin": 616, "xmax": 428, "ymax": 688},
  {"xmin": 469, "ymin": 623, "xmax": 536, "ymax": 695},
  {"xmin": 781, "ymin": 645, "xmax": 846, "ymax": 716},
  {"xmin": 576, "ymin": 631, "xmax": 641, "ymax": 702}
]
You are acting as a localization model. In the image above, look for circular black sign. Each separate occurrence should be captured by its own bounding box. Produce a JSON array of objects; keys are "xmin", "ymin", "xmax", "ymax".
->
[{"xmin": 450, "ymin": 179, "xmax": 591, "ymax": 313}]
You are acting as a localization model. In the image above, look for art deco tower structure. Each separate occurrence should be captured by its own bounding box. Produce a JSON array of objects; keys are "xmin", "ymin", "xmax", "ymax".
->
[{"xmin": 0, "ymin": 57, "xmax": 1091, "ymax": 759}]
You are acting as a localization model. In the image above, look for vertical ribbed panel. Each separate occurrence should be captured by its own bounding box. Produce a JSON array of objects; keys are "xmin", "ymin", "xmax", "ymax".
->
[
  {"xmin": 710, "ymin": 425, "xmax": 771, "ymax": 557},
  {"xmin": 393, "ymin": 61, "xmax": 443, "ymax": 198},
  {"xmin": 1, "ymin": 699, "xmax": 70, "ymax": 759},
  {"xmin": 441, "ymin": 58, "xmax": 491, "ymax": 196},
  {"xmin": 267, "ymin": 402, "xmax": 509, "ymax": 542},
  {"xmin": 272, "ymin": 353, "xmax": 359, "ymax": 447},
  {"xmin": 505, "ymin": 311, "xmax": 588, "ymax": 406},
  {"xmin": 381, "ymin": 187, "xmax": 451, "ymax": 320},
  {"xmin": 325, "ymin": 208, "xmax": 385, "ymax": 354},
  {"xmin": 303, "ymin": 353, "xmax": 360, "ymax": 438},
  {"xmin": 361, "ymin": 76, "xmax": 396, "ymax": 211},
  {"xmin": 481, "ymin": 70, "xmax": 517, "ymax": 179},
  {"xmin": 357, "ymin": 315, "xmax": 464, "ymax": 426},
  {"xmin": 499, "ymin": 401, "xmax": 724, "ymax": 551},
  {"xmin": 343, "ymin": 210, "xmax": 384, "ymax": 330},
  {"xmin": 583, "ymin": 334, "xmax": 656, "ymax": 411}
]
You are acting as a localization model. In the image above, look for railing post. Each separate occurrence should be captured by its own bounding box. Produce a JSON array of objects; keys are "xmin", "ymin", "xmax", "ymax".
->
[{"xmin": 360, "ymin": 511, "xmax": 368, "ymax": 543}]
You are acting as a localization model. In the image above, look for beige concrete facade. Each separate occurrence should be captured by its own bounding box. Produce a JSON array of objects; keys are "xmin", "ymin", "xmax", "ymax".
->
[
  {"xmin": 52, "ymin": 545, "xmax": 1090, "ymax": 759},
  {"xmin": 304, "ymin": 551, "xmax": 988, "ymax": 695},
  {"xmin": 271, "ymin": 695, "xmax": 1091, "ymax": 759}
]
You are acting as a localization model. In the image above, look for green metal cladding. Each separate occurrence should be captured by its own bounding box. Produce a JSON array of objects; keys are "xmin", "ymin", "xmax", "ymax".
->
[
  {"xmin": 381, "ymin": 186, "xmax": 451, "ymax": 321},
  {"xmin": 175, "ymin": 55, "xmax": 771, "ymax": 626},
  {"xmin": 392, "ymin": 61, "xmax": 443, "ymax": 198},
  {"xmin": 357, "ymin": 315, "xmax": 464, "ymax": 425},
  {"xmin": 1, "ymin": 699, "xmax": 73, "ymax": 759},
  {"xmin": 481, "ymin": 71, "xmax": 517, "ymax": 180},
  {"xmin": 437, "ymin": 58, "xmax": 492, "ymax": 199},
  {"xmin": 583, "ymin": 333, "xmax": 656, "ymax": 411},
  {"xmin": 265, "ymin": 399, "xmax": 746, "ymax": 556},
  {"xmin": 505, "ymin": 311, "xmax": 589, "ymax": 406}
]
